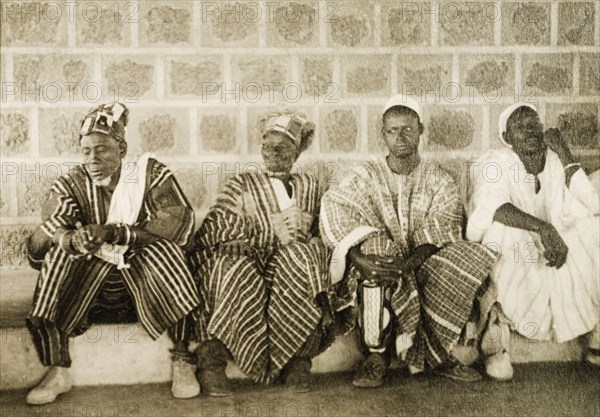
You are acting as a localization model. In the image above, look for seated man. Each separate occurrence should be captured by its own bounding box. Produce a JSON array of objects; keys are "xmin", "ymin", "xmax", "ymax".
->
[
  {"xmin": 320, "ymin": 95, "xmax": 499, "ymax": 388},
  {"xmin": 189, "ymin": 111, "xmax": 333, "ymax": 394},
  {"xmin": 25, "ymin": 103, "xmax": 201, "ymax": 404},
  {"xmin": 467, "ymin": 103, "xmax": 599, "ymax": 381}
]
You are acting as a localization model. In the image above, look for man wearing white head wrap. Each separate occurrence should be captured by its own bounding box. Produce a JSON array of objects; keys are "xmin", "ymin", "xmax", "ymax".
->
[
  {"xmin": 497, "ymin": 103, "xmax": 538, "ymax": 147},
  {"xmin": 467, "ymin": 104, "xmax": 600, "ymax": 380},
  {"xmin": 320, "ymin": 95, "xmax": 499, "ymax": 387}
]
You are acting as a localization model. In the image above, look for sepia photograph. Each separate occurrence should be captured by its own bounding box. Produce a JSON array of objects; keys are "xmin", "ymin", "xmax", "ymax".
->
[{"xmin": 0, "ymin": 1, "xmax": 599, "ymax": 416}]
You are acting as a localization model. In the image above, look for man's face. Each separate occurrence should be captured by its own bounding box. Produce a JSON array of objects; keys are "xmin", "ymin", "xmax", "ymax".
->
[
  {"xmin": 261, "ymin": 131, "xmax": 298, "ymax": 173},
  {"xmin": 80, "ymin": 133, "xmax": 124, "ymax": 182},
  {"xmin": 382, "ymin": 111, "xmax": 422, "ymax": 158},
  {"xmin": 504, "ymin": 110, "xmax": 545, "ymax": 156}
]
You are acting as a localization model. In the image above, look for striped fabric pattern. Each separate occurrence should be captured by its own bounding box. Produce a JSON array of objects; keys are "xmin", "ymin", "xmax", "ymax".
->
[
  {"xmin": 28, "ymin": 159, "xmax": 199, "ymax": 341},
  {"xmin": 321, "ymin": 160, "xmax": 463, "ymax": 257},
  {"xmin": 405, "ymin": 241, "xmax": 498, "ymax": 368},
  {"xmin": 192, "ymin": 173, "xmax": 329, "ymax": 383},
  {"xmin": 28, "ymin": 273, "xmax": 194, "ymax": 366},
  {"xmin": 320, "ymin": 159, "xmax": 499, "ymax": 370}
]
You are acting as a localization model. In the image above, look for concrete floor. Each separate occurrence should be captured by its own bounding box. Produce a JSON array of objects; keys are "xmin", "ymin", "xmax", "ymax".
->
[{"xmin": 1, "ymin": 363, "xmax": 599, "ymax": 417}]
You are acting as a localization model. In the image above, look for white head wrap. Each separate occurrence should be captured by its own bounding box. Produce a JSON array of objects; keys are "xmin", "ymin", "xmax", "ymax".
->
[
  {"xmin": 382, "ymin": 94, "xmax": 423, "ymax": 121},
  {"xmin": 498, "ymin": 103, "xmax": 538, "ymax": 148}
]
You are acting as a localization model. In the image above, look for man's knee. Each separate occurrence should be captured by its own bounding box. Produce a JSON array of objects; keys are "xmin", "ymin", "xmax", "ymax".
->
[
  {"xmin": 27, "ymin": 229, "xmax": 53, "ymax": 269},
  {"xmin": 145, "ymin": 238, "xmax": 181, "ymax": 251},
  {"xmin": 141, "ymin": 238, "xmax": 189, "ymax": 262}
]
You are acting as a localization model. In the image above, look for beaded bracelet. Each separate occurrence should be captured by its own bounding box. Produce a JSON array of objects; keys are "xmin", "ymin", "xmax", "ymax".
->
[{"xmin": 111, "ymin": 223, "xmax": 136, "ymax": 246}]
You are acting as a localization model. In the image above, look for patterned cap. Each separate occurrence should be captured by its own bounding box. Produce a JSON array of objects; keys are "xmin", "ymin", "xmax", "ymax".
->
[
  {"xmin": 80, "ymin": 102, "xmax": 129, "ymax": 142},
  {"xmin": 262, "ymin": 113, "xmax": 308, "ymax": 148}
]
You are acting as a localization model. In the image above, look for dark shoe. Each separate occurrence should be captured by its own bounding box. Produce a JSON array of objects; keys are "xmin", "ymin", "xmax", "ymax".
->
[
  {"xmin": 433, "ymin": 357, "xmax": 482, "ymax": 382},
  {"xmin": 352, "ymin": 353, "xmax": 385, "ymax": 388},
  {"xmin": 197, "ymin": 339, "xmax": 232, "ymax": 397},
  {"xmin": 198, "ymin": 369, "xmax": 232, "ymax": 397},
  {"xmin": 283, "ymin": 357, "xmax": 312, "ymax": 393}
]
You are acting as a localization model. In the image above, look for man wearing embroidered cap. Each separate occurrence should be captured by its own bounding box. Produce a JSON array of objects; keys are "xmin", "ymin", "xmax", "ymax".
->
[
  {"xmin": 467, "ymin": 104, "xmax": 600, "ymax": 380},
  {"xmin": 320, "ymin": 95, "xmax": 499, "ymax": 387},
  {"xmin": 189, "ymin": 110, "xmax": 333, "ymax": 393},
  {"xmin": 25, "ymin": 102, "xmax": 201, "ymax": 404}
]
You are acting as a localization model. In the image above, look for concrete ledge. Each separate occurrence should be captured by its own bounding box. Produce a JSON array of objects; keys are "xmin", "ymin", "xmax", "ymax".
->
[
  {"xmin": 0, "ymin": 322, "xmax": 586, "ymax": 390},
  {"xmin": 0, "ymin": 268, "xmax": 37, "ymax": 328},
  {"xmin": 0, "ymin": 268, "xmax": 586, "ymax": 390},
  {"xmin": 0, "ymin": 324, "xmax": 365, "ymax": 390}
]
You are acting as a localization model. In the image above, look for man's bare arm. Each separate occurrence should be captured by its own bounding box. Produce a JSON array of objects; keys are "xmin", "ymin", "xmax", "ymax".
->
[
  {"xmin": 493, "ymin": 203, "xmax": 546, "ymax": 233},
  {"xmin": 493, "ymin": 203, "xmax": 568, "ymax": 268}
]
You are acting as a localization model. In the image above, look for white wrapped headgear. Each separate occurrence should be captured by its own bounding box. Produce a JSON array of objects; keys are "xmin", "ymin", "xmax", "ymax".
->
[
  {"xmin": 382, "ymin": 94, "xmax": 423, "ymax": 121},
  {"xmin": 498, "ymin": 103, "xmax": 538, "ymax": 148}
]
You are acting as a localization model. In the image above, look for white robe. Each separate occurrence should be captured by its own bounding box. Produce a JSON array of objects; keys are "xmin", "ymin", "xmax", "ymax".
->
[{"xmin": 467, "ymin": 148, "xmax": 599, "ymax": 343}]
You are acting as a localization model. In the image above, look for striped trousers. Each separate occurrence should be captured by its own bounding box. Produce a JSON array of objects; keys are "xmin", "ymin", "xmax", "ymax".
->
[
  {"xmin": 29, "ymin": 239, "xmax": 200, "ymax": 340},
  {"xmin": 27, "ymin": 273, "xmax": 195, "ymax": 367}
]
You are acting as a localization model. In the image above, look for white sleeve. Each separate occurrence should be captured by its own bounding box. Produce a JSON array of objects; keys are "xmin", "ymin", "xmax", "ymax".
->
[
  {"xmin": 466, "ymin": 152, "xmax": 512, "ymax": 242},
  {"xmin": 565, "ymin": 169, "xmax": 600, "ymax": 215}
]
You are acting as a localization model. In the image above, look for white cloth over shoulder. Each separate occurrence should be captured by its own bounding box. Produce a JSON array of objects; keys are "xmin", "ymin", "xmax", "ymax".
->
[
  {"xmin": 467, "ymin": 148, "xmax": 600, "ymax": 342},
  {"xmin": 95, "ymin": 153, "xmax": 151, "ymax": 269}
]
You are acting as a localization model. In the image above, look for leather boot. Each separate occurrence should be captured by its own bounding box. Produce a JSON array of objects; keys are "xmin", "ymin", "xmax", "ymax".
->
[
  {"xmin": 197, "ymin": 339, "xmax": 232, "ymax": 396},
  {"xmin": 283, "ymin": 356, "xmax": 312, "ymax": 392}
]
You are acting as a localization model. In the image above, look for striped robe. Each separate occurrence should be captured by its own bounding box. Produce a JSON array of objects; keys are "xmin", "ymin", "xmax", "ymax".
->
[
  {"xmin": 28, "ymin": 158, "xmax": 199, "ymax": 340},
  {"xmin": 320, "ymin": 159, "xmax": 498, "ymax": 371},
  {"xmin": 191, "ymin": 173, "xmax": 330, "ymax": 384},
  {"xmin": 467, "ymin": 149, "xmax": 599, "ymax": 343}
]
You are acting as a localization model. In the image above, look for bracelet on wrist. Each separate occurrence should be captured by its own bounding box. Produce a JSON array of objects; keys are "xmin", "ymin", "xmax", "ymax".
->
[
  {"xmin": 58, "ymin": 230, "xmax": 70, "ymax": 252},
  {"xmin": 112, "ymin": 223, "xmax": 125, "ymax": 245},
  {"xmin": 111, "ymin": 223, "xmax": 136, "ymax": 246},
  {"xmin": 564, "ymin": 162, "xmax": 581, "ymax": 171},
  {"xmin": 129, "ymin": 228, "xmax": 137, "ymax": 247}
]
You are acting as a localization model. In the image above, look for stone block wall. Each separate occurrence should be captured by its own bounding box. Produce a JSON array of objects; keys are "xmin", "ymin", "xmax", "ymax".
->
[{"xmin": 1, "ymin": 0, "xmax": 599, "ymax": 267}]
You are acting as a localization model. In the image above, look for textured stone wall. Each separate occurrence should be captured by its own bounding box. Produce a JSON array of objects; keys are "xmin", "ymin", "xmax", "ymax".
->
[{"xmin": 1, "ymin": 0, "xmax": 599, "ymax": 267}]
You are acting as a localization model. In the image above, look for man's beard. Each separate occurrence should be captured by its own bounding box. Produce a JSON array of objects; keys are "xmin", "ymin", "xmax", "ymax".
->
[
  {"xmin": 520, "ymin": 148, "xmax": 547, "ymax": 175},
  {"xmin": 92, "ymin": 175, "xmax": 112, "ymax": 187}
]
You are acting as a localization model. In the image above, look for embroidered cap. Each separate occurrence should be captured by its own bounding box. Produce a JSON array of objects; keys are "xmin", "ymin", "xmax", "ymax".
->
[
  {"xmin": 80, "ymin": 102, "xmax": 129, "ymax": 142},
  {"xmin": 382, "ymin": 94, "xmax": 423, "ymax": 121},
  {"xmin": 498, "ymin": 103, "xmax": 538, "ymax": 148},
  {"xmin": 262, "ymin": 113, "xmax": 309, "ymax": 148}
]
